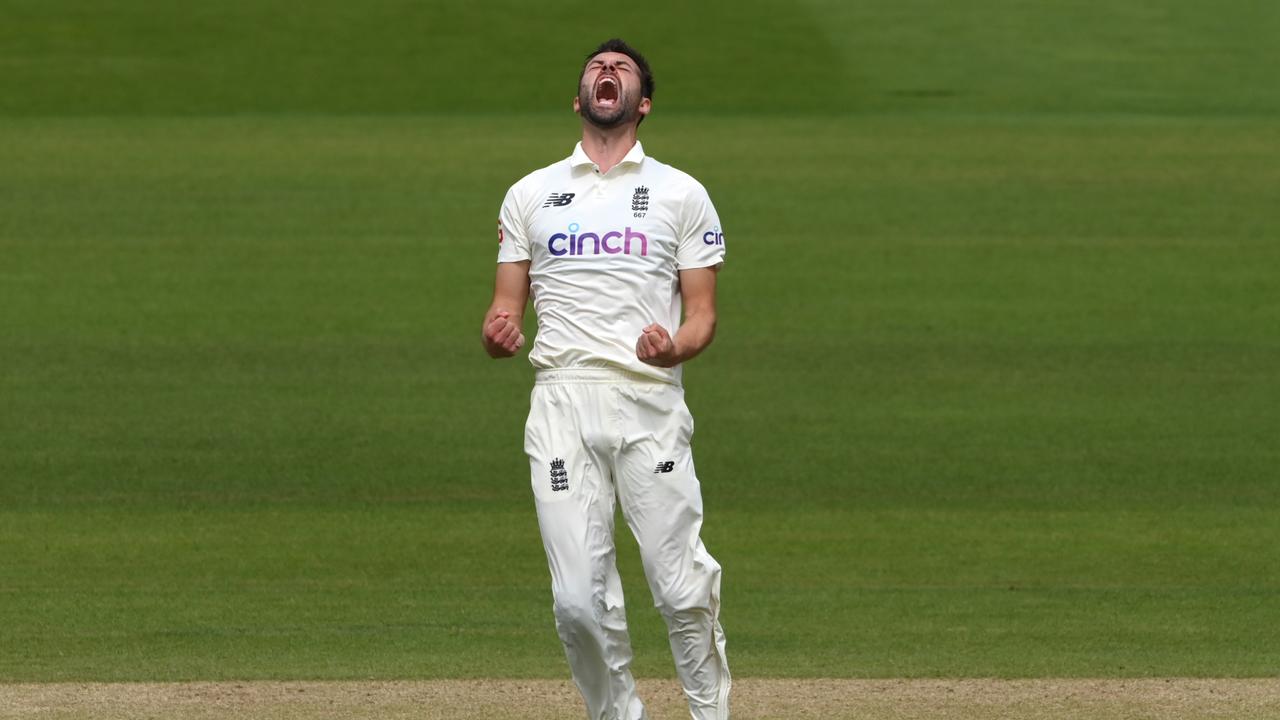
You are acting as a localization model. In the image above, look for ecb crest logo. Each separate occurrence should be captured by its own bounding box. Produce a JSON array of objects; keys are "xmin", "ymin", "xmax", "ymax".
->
[
  {"xmin": 631, "ymin": 186, "xmax": 650, "ymax": 217},
  {"xmin": 550, "ymin": 458, "xmax": 569, "ymax": 492}
]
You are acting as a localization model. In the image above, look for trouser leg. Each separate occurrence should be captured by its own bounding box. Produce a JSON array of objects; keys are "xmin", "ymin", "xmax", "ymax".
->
[
  {"xmin": 526, "ymin": 383, "xmax": 646, "ymax": 720},
  {"xmin": 614, "ymin": 384, "xmax": 731, "ymax": 720}
]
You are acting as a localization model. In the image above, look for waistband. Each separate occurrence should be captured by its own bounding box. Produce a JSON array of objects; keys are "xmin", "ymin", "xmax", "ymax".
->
[{"xmin": 535, "ymin": 368, "xmax": 679, "ymax": 386}]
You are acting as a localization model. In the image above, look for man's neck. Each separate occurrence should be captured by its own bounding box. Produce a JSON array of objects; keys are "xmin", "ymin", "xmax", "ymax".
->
[{"xmin": 580, "ymin": 123, "xmax": 639, "ymax": 174}]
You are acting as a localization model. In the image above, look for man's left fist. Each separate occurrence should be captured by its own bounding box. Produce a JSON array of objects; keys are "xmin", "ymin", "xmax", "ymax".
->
[{"xmin": 636, "ymin": 323, "xmax": 678, "ymax": 367}]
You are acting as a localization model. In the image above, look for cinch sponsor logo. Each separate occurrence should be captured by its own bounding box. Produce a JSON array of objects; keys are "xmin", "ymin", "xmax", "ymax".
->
[
  {"xmin": 548, "ymin": 222, "xmax": 648, "ymax": 257},
  {"xmin": 702, "ymin": 226, "xmax": 725, "ymax": 246}
]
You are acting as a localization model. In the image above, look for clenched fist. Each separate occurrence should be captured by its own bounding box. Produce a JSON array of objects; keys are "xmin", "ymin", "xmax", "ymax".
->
[
  {"xmin": 636, "ymin": 323, "xmax": 679, "ymax": 367},
  {"xmin": 484, "ymin": 310, "xmax": 525, "ymax": 358}
]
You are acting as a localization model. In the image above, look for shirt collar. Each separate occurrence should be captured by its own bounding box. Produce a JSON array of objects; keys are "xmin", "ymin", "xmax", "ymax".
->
[{"xmin": 569, "ymin": 140, "xmax": 647, "ymax": 171}]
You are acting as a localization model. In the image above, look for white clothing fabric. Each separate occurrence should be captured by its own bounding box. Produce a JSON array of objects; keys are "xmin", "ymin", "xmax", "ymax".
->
[
  {"xmin": 525, "ymin": 369, "xmax": 730, "ymax": 720},
  {"xmin": 497, "ymin": 141, "xmax": 726, "ymax": 384}
]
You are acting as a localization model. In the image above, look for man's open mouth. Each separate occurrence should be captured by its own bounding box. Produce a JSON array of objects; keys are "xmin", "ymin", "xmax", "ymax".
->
[{"xmin": 595, "ymin": 76, "xmax": 619, "ymax": 106}]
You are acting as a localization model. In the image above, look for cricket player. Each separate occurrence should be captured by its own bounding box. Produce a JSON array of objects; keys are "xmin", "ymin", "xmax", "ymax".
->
[{"xmin": 480, "ymin": 39, "xmax": 730, "ymax": 720}]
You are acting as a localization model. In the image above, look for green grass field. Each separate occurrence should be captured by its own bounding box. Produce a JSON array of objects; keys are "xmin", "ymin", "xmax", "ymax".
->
[{"xmin": 2, "ymin": 0, "xmax": 1279, "ymax": 684}]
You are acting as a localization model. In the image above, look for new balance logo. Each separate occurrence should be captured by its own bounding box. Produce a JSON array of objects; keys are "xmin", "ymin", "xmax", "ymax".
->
[
  {"xmin": 550, "ymin": 458, "xmax": 569, "ymax": 492},
  {"xmin": 543, "ymin": 193, "xmax": 576, "ymax": 208},
  {"xmin": 654, "ymin": 461, "xmax": 675, "ymax": 474}
]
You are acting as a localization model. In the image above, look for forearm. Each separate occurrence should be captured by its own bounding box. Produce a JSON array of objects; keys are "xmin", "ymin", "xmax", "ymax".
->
[
  {"xmin": 481, "ymin": 261, "xmax": 531, "ymax": 359},
  {"xmin": 671, "ymin": 309, "xmax": 716, "ymax": 365}
]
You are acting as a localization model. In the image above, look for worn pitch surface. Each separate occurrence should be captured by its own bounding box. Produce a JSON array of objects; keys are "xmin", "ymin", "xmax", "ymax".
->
[{"xmin": 3, "ymin": 680, "xmax": 1280, "ymax": 720}]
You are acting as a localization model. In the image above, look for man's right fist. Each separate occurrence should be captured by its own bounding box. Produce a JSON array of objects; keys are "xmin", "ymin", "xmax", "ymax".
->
[{"xmin": 483, "ymin": 310, "xmax": 525, "ymax": 357}]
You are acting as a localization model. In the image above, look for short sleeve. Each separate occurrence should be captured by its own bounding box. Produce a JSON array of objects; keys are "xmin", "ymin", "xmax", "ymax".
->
[
  {"xmin": 496, "ymin": 186, "xmax": 531, "ymax": 263},
  {"xmin": 675, "ymin": 182, "xmax": 726, "ymax": 270}
]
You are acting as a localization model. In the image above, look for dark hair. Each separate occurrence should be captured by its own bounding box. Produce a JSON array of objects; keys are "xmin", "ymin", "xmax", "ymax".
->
[{"xmin": 582, "ymin": 38, "xmax": 655, "ymax": 102}]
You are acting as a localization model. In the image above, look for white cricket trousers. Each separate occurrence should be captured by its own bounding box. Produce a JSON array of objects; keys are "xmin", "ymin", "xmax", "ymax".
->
[{"xmin": 525, "ymin": 368, "xmax": 731, "ymax": 720}]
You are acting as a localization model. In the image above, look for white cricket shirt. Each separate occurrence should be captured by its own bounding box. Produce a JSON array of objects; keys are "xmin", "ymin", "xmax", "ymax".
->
[{"xmin": 496, "ymin": 141, "xmax": 726, "ymax": 384}]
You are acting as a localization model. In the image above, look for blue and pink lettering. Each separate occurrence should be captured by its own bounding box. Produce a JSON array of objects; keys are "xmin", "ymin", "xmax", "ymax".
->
[{"xmin": 548, "ymin": 223, "xmax": 648, "ymax": 257}]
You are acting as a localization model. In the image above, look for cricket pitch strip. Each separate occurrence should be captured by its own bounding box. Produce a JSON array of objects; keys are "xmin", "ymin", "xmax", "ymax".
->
[{"xmin": 2, "ymin": 678, "xmax": 1277, "ymax": 719}]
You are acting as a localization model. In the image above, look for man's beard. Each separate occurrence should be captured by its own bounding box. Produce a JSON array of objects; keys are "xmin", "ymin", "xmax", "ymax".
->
[{"xmin": 578, "ymin": 86, "xmax": 637, "ymax": 129}]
